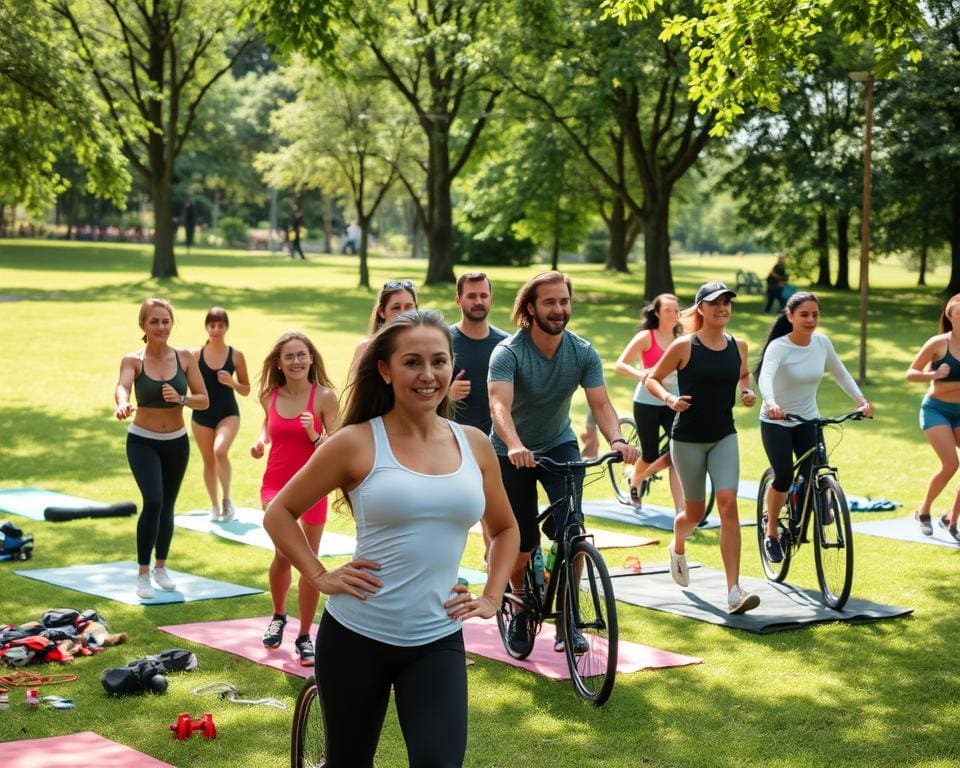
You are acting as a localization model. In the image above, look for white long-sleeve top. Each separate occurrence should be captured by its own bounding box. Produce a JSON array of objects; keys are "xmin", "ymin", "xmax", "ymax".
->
[{"xmin": 758, "ymin": 334, "xmax": 863, "ymax": 426}]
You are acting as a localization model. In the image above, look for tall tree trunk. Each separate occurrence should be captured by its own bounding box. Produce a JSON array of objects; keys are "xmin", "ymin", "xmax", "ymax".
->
[
  {"xmin": 357, "ymin": 215, "xmax": 371, "ymax": 289},
  {"xmin": 605, "ymin": 196, "xmax": 630, "ymax": 272},
  {"xmin": 150, "ymin": 177, "xmax": 177, "ymax": 278},
  {"xmin": 814, "ymin": 212, "xmax": 830, "ymax": 287},
  {"xmin": 643, "ymin": 193, "xmax": 674, "ymax": 298},
  {"xmin": 918, "ymin": 213, "xmax": 929, "ymax": 286},
  {"xmin": 551, "ymin": 203, "xmax": 561, "ymax": 271},
  {"xmin": 835, "ymin": 209, "xmax": 850, "ymax": 290},
  {"xmin": 323, "ymin": 194, "xmax": 333, "ymax": 253},
  {"xmin": 425, "ymin": 137, "xmax": 455, "ymax": 284},
  {"xmin": 947, "ymin": 183, "xmax": 960, "ymax": 294}
]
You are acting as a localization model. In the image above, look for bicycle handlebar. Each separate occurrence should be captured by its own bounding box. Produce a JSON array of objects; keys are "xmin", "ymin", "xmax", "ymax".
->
[
  {"xmin": 784, "ymin": 410, "xmax": 869, "ymax": 425},
  {"xmin": 535, "ymin": 451, "xmax": 623, "ymax": 471}
]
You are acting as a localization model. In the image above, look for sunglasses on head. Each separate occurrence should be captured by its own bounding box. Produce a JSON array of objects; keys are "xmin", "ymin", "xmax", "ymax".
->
[{"xmin": 383, "ymin": 279, "xmax": 414, "ymax": 291}]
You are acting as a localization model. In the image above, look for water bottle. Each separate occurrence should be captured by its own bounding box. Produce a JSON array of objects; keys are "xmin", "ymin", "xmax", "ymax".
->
[
  {"xmin": 789, "ymin": 475, "xmax": 805, "ymax": 514},
  {"xmin": 544, "ymin": 542, "xmax": 558, "ymax": 584},
  {"xmin": 532, "ymin": 546, "xmax": 545, "ymax": 590}
]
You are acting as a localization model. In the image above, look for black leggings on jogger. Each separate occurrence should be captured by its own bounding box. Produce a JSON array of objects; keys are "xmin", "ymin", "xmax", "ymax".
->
[
  {"xmin": 760, "ymin": 421, "xmax": 816, "ymax": 492},
  {"xmin": 126, "ymin": 431, "xmax": 189, "ymax": 565},
  {"xmin": 314, "ymin": 612, "xmax": 468, "ymax": 768}
]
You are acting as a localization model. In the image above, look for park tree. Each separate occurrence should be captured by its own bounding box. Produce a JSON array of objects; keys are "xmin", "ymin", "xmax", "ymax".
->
[
  {"xmin": 506, "ymin": 0, "xmax": 713, "ymax": 296},
  {"xmin": 257, "ymin": 60, "xmax": 416, "ymax": 288},
  {"xmin": 247, "ymin": 0, "xmax": 509, "ymax": 285},
  {"xmin": 52, "ymin": 0, "xmax": 256, "ymax": 278},
  {"xmin": 0, "ymin": 0, "xmax": 128, "ymax": 225}
]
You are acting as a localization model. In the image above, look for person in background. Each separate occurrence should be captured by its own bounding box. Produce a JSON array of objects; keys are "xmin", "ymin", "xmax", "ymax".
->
[
  {"xmin": 756, "ymin": 292, "xmax": 872, "ymax": 562},
  {"xmin": 615, "ymin": 293, "xmax": 684, "ymax": 513},
  {"xmin": 646, "ymin": 281, "xmax": 759, "ymax": 615},
  {"xmin": 264, "ymin": 310, "xmax": 519, "ymax": 767},
  {"xmin": 290, "ymin": 208, "xmax": 306, "ymax": 260},
  {"xmin": 114, "ymin": 298, "xmax": 208, "ymax": 600},
  {"xmin": 907, "ymin": 293, "xmax": 960, "ymax": 541},
  {"xmin": 191, "ymin": 306, "xmax": 250, "ymax": 523},
  {"xmin": 764, "ymin": 254, "xmax": 789, "ymax": 314},
  {"xmin": 348, "ymin": 280, "xmax": 418, "ymax": 379},
  {"xmin": 251, "ymin": 332, "xmax": 340, "ymax": 666}
]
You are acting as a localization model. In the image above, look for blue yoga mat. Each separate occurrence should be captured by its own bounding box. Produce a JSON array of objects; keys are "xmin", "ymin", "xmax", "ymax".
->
[
  {"xmin": 0, "ymin": 487, "xmax": 115, "ymax": 522},
  {"xmin": 457, "ymin": 566, "xmax": 488, "ymax": 585},
  {"xmin": 15, "ymin": 560, "xmax": 262, "ymax": 605},
  {"xmin": 583, "ymin": 499, "xmax": 756, "ymax": 531},
  {"xmin": 175, "ymin": 507, "xmax": 356, "ymax": 556},
  {"xmin": 853, "ymin": 516, "xmax": 960, "ymax": 549}
]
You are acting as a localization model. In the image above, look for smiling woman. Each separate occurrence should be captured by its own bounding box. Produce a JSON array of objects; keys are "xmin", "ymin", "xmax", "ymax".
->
[
  {"xmin": 113, "ymin": 297, "xmax": 208, "ymax": 601},
  {"xmin": 263, "ymin": 309, "xmax": 519, "ymax": 768}
]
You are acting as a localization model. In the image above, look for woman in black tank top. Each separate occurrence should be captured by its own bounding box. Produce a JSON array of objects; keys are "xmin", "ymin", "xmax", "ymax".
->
[
  {"xmin": 190, "ymin": 307, "xmax": 250, "ymax": 523},
  {"xmin": 645, "ymin": 281, "xmax": 761, "ymax": 615}
]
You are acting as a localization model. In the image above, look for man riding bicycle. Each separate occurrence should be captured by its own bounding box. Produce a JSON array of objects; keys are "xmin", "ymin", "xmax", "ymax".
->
[{"xmin": 488, "ymin": 271, "xmax": 638, "ymax": 656}]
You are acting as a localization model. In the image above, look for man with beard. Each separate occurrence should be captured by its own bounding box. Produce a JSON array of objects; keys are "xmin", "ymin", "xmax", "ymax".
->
[
  {"xmin": 489, "ymin": 271, "xmax": 638, "ymax": 656},
  {"xmin": 449, "ymin": 272, "xmax": 509, "ymax": 435}
]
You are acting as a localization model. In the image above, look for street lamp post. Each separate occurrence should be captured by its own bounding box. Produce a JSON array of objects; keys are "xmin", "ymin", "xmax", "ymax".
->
[{"xmin": 850, "ymin": 70, "xmax": 874, "ymax": 386}]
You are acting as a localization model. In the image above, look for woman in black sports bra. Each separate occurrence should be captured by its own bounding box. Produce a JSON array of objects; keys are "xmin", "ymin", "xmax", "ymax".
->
[
  {"xmin": 114, "ymin": 297, "xmax": 208, "ymax": 600},
  {"xmin": 907, "ymin": 292, "xmax": 960, "ymax": 541},
  {"xmin": 191, "ymin": 307, "xmax": 250, "ymax": 523}
]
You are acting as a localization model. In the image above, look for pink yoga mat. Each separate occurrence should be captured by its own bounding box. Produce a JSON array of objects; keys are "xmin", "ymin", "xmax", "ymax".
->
[
  {"xmin": 160, "ymin": 616, "xmax": 317, "ymax": 678},
  {"xmin": 462, "ymin": 617, "xmax": 700, "ymax": 679},
  {"xmin": 0, "ymin": 732, "xmax": 174, "ymax": 768},
  {"xmin": 160, "ymin": 615, "xmax": 699, "ymax": 681},
  {"xmin": 468, "ymin": 521, "xmax": 657, "ymax": 549}
]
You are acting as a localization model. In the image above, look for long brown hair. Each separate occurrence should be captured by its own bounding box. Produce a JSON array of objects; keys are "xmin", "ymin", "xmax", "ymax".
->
[
  {"xmin": 138, "ymin": 297, "xmax": 174, "ymax": 342},
  {"xmin": 510, "ymin": 271, "xmax": 572, "ymax": 328},
  {"xmin": 257, "ymin": 332, "xmax": 333, "ymax": 400},
  {"xmin": 639, "ymin": 293, "xmax": 683, "ymax": 336},
  {"xmin": 342, "ymin": 310, "xmax": 453, "ymax": 426},
  {"xmin": 941, "ymin": 293, "xmax": 960, "ymax": 333},
  {"xmin": 368, "ymin": 281, "xmax": 418, "ymax": 334}
]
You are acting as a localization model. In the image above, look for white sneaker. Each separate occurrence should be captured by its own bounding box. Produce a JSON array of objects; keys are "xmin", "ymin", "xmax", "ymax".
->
[
  {"xmin": 136, "ymin": 572, "xmax": 155, "ymax": 600},
  {"xmin": 728, "ymin": 585, "xmax": 760, "ymax": 614},
  {"xmin": 209, "ymin": 505, "xmax": 221, "ymax": 522},
  {"xmin": 152, "ymin": 566, "xmax": 176, "ymax": 591},
  {"xmin": 220, "ymin": 499, "xmax": 236, "ymax": 523},
  {"xmin": 668, "ymin": 541, "xmax": 689, "ymax": 587}
]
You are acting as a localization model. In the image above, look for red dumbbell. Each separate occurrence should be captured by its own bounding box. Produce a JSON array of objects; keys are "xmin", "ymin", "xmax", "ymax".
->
[{"xmin": 170, "ymin": 712, "xmax": 217, "ymax": 740}]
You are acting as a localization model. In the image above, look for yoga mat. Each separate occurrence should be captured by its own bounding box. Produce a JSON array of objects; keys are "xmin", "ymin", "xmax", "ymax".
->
[
  {"xmin": 175, "ymin": 507, "xmax": 357, "ymax": 556},
  {"xmin": 457, "ymin": 566, "xmax": 488, "ymax": 585},
  {"xmin": 610, "ymin": 566, "xmax": 912, "ymax": 634},
  {"xmin": 853, "ymin": 515, "xmax": 960, "ymax": 548},
  {"xmin": 461, "ymin": 617, "xmax": 701, "ymax": 678},
  {"xmin": 0, "ymin": 731, "xmax": 174, "ymax": 768},
  {"xmin": 159, "ymin": 615, "xmax": 318, "ymax": 679},
  {"xmin": 15, "ymin": 561, "xmax": 262, "ymax": 605},
  {"xmin": 581, "ymin": 499, "xmax": 763, "ymax": 531},
  {"xmin": 0, "ymin": 487, "xmax": 121, "ymax": 522},
  {"xmin": 469, "ymin": 519, "xmax": 658, "ymax": 548}
]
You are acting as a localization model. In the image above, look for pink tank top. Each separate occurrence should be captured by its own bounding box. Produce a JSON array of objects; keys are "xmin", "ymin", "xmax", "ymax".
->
[
  {"xmin": 640, "ymin": 331, "xmax": 666, "ymax": 369},
  {"xmin": 260, "ymin": 384, "xmax": 327, "ymax": 523}
]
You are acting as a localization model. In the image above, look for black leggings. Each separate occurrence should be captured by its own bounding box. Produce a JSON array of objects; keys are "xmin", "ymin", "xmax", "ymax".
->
[
  {"xmin": 126, "ymin": 432, "xmax": 189, "ymax": 565},
  {"xmin": 633, "ymin": 401, "xmax": 674, "ymax": 463},
  {"xmin": 760, "ymin": 421, "xmax": 816, "ymax": 492},
  {"xmin": 314, "ymin": 612, "xmax": 467, "ymax": 768}
]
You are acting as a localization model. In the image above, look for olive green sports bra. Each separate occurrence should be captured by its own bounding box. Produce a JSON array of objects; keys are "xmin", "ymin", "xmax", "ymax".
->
[{"xmin": 134, "ymin": 350, "xmax": 188, "ymax": 409}]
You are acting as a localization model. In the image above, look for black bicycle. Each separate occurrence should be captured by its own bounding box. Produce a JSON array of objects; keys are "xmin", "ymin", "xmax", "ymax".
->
[
  {"xmin": 496, "ymin": 452, "xmax": 621, "ymax": 706},
  {"xmin": 756, "ymin": 411, "xmax": 866, "ymax": 610},
  {"xmin": 608, "ymin": 415, "xmax": 715, "ymax": 518},
  {"xmin": 291, "ymin": 676, "xmax": 324, "ymax": 768}
]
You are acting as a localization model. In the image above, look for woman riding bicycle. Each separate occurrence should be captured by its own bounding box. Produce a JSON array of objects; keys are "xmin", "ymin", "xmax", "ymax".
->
[
  {"xmin": 264, "ymin": 310, "xmax": 518, "ymax": 768},
  {"xmin": 614, "ymin": 293, "xmax": 684, "ymax": 512},
  {"xmin": 756, "ymin": 291, "xmax": 873, "ymax": 564}
]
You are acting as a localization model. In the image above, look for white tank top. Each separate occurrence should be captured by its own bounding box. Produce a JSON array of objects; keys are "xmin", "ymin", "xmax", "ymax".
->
[{"xmin": 325, "ymin": 416, "xmax": 484, "ymax": 646}]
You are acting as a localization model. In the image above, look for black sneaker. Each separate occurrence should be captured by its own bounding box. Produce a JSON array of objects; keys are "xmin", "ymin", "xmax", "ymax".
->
[
  {"xmin": 262, "ymin": 614, "xmax": 286, "ymax": 649},
  {"xmin": 554, "ymin": 625, "xmax": 589, "ymax": 654},
  {"xmin": 506, "ymin": 610, "xmax": 533, "ymax": 656},
  {"xmin": 915, "ymin": 511, "xmax": 933, "ymax": 536},
  {"xmin": 764, "ymin": 536, "xmax": 784, "ymax": 564},
  {"xmin": 294, "ymin": 635, "xmax": 315, "ymax": 667},
  {"xmin": 939, "ymin": 515, "xmax": 960, "ymax": 542}
]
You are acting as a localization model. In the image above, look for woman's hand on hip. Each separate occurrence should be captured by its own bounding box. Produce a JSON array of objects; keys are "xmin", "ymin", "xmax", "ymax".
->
[{"xmin": 316, "ymin": 559, "xmax": 382, "ymax": 599}]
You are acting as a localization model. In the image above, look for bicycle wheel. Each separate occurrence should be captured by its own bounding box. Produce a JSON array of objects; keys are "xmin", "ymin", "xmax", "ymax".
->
[
  {"xmin": 291, "ymin": 677, "xmax": 325, "ymax": 768},
  {"xmin": 813, "ymin": 474, "xmax": 853, "ymax": 610},
  {"xmin": 562, "ymin": 540, "xmax": 618, "ymax": 705},
  {"xmin": 756, "ymin": 468, "xmax": 792, "ymax": 582},
  {"xmin": 608, "ymin": 416, "xmax": 639, "ymax": 504},
  {"xmin": 495, "ymin": 563, "xmax": 539, "ymax": 660}
]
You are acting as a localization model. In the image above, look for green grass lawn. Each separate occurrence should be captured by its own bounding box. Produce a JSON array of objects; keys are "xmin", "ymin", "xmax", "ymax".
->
[{"xmin": 0, "ymin": 240, "xmax": 957, "ymax": 767}]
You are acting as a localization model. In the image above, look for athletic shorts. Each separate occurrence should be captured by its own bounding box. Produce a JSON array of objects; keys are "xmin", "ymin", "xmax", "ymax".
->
[
  {"xmin": 670, "ymin": 433, "xmax": 739, "ymax": 502},
  {"xmin": 920, "ymin": 395, "xmax": 960, "ymax": 431}
]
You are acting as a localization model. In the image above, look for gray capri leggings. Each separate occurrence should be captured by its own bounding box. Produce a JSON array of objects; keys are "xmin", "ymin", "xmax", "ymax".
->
[{"xmin": 670, "ymin": 433, "xmax": 740, "ymax": 502}]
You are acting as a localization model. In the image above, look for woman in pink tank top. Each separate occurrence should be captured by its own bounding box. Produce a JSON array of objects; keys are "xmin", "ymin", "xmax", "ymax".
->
[{"xmin": 250, "ymin": 332, "xmax": 340, "ymax": 666}]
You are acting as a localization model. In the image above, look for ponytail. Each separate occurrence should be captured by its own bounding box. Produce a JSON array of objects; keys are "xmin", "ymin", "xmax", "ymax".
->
[{"xmin": 755, "ymin": 291, "xmax": 820, "ymax": 379}]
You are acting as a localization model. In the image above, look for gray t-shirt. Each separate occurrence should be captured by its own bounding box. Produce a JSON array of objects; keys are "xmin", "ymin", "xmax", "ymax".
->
[{"xmin": 488, "ymin": 328, "xmax": 605, "ymax": 454}]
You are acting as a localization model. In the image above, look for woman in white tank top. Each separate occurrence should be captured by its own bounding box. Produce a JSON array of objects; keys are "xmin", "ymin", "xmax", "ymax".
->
[{"xmin": 264, "ymin": 309, "xmax": 519, "ymax": 768}]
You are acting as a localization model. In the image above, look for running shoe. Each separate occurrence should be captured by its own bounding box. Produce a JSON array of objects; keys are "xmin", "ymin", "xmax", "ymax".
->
[
  {"xmin": 915, "ymin": 511, "xmax": 933, "ymax": 536},
  {"xmin": 668, "ymin": 541, "xmax": 689, "ymax": 587},
  {"xmin": 728, "ymin": 585, "xmax": 760, "ymax": 614},
  {"xmin": 553, "ymin": 625, "xmax": 589, "ymax": 654},
  {"xmin": 506, "ymin": 610, "xmax": 533, "ymax": 656},
  {"xmin": 136, "ymin": 572, "xmax": 155, "ymax": 600},
  {"xmin": 262, "ymin": 615, "xmax": 287, "ymax": 649},
  {"xmin": 209, "ymin": 505, "xmax": 221, "ymax": 522},
  {"xmin": 939, "ymin": 515, "xmax": 960, "ymax": 542},
  {"xmin": 220, "ymin": 499, "xmax": 236, "ymax": 523},
  {"xmin": 763, "ymin": 536, "xmax": 784, "ymax": 564},
  {"xmin": 152, "ymin": 566, "xmax": 176, "ymax": 591},
  {"xmin": 294, "ymin": 635, "xmax": 315, "ymax": 667}
]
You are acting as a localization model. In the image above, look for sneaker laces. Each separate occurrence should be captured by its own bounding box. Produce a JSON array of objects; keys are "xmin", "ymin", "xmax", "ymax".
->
[{"xmin": 192, "ymin": 681, "xmax": 286, "ymax": 709}]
